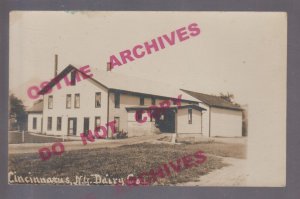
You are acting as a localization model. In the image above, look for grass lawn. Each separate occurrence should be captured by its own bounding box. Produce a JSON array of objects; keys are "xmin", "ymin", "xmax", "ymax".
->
[
  {"xmin": 8, "ymin": 142, "xmax": 246, "ymax": 185},
  {"xmin": 9, "ymin": 132, "xmax": 70, "ymax": 144}
]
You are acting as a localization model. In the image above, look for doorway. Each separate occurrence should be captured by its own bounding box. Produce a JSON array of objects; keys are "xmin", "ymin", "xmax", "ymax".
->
[
  {"xmin": 41, "ymin": 118, "xmax": 43, "ymax": 133},
  {"xmin": 68, "ymin": 118, "xmax": 77, "ymax": 135},
  {"xmin": 114, "ymin": 117, "xmax": 120, "ymax": 132},
  {"xmin": 83, "ymin": 117, "xmax": 90, "ymax": 134},
  {"xmin": 155, "ymin": 109, "xmax": 176, "ymax": 133}
]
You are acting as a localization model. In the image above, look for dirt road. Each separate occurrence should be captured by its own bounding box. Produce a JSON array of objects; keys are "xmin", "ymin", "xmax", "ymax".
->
[{"xmin": 178, "ymin": 156, "xmax": 249, "ymax": 186}]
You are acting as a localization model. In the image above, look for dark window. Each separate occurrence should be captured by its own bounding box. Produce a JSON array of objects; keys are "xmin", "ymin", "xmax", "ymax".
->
[
  {"xmin": 136, "ymin": 111, "xmax": 143, "ymax": 121},
  {"xmin": 114, "ymin": 117, "xmax": 120, "ymax": 132},
  {"xmin": 95, "ymin": 92, "xmax": 101, "ymax": 108},
  {"xmin": 151, "ymin": 97, "xmax": 156, "ymax": 105},
  {"xmin": 115, "ymin": 92, "xmax": 120, "ymax": 108},
  {"xmin": 140, "ymin": 97, "xmax": 145, "ymax": 105},
  {"xmin": 33, "ymin": 117, "xmax": 37, "ymax": 129},
  {"xmin": 95, "ymin": 117, "xmax": 101, "ymax": 130},
  {"xmin": 75, "ymin": 93, "xmax": 80, "ymax": 108},
  {"xmin": 48, "ymin": 95, "xmax": 53, "ymax": 109},
  {"xmin": 66, "ymin": 94, "xmax": 71, "ymax": 109},
  {"xmin": 47, "ymin": 117, "xmax": 52, "ymax": 130},
  {"xmin": 70, "ymin": 71, "xmax": 76, "ymax": 86},
  {"xmin": 188, "ymin": 108, "xmax": 192, "ymax": 124},
  {"xmin": 57, "ymin": 117, "xmax": 62, "ymax": 131}
]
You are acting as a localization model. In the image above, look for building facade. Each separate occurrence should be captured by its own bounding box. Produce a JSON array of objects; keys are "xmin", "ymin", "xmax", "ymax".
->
[{"xmin": 27, "ymin": 65, "xmax": 244, "ymax": 138}]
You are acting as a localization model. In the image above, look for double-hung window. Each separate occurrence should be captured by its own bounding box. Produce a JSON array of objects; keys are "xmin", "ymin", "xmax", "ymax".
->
[
  {"xmin": 115, "ymin": 93, "xmax": 120, "ymax": 108},
  {"xmin": 48, "ymin": 95, "xmax": 53, "ymax": 109},
  {"xmin": 188, "ymin": 108, "xmax": 192, "ymax": 124},
  {"xmin": 95, "ymin": 92, "xmax": 101, "ymax": 108},
  {"xmin": 66, "ymin": 94, "xmax": 71, "ymax": 109},
  {"xmin": 75, "ymin": 94, "xmax": 80, "ymax": 108}
]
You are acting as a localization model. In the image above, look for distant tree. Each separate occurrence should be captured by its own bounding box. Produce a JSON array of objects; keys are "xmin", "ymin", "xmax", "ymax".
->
[
  {"xmin": 218, "ymin": 92, "xmax": 242, "ymax": 108},
  {"xmin": 219, "ymin": 92, "xmax": 235, "ymax": 103},
  {"xmin": 9, "ymin": 94, "xmax": 27, "ymax": 130}
]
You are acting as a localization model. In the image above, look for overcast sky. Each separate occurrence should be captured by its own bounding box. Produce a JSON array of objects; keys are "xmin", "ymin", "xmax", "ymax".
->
[{"xmin": 10, "ymin": 11, "xmax": 286, "ymax": 107}]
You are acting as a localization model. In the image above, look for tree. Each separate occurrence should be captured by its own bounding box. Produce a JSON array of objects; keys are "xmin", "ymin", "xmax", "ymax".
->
[
  {"xmin": 9, "ymin": 94, "xmax": 27, "ymax": 130},
  {"xmin": 219, "ymin": 92, "xmax": 235, "ymax": 103}
]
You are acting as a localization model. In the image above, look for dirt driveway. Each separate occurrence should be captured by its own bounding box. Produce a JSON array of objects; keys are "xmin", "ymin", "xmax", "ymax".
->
[{"xmin": 177, "ymin": 156, "xmax": 248, "ymax": 186}]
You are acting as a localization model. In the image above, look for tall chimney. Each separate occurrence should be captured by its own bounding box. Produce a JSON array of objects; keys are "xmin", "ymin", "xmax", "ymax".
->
[
  {"xmin": 54, "ymin": 54, "xmax": 58, "ymax": 77},
  {"xmin": 107, "ymin": 62, "xmax": 111, "ymax": 71}
]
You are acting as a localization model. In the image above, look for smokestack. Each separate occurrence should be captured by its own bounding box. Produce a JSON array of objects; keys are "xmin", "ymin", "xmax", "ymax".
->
[
  {"xmin": 54, "ymin": 54, "xmax": 58, "ymax": 77},
  {"xmin": 107, "ymin": 62, "xmax": 111, "ymax": 71}
]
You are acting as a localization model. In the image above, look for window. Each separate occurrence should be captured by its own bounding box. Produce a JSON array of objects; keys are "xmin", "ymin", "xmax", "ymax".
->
[
  {"xmin": 188, "ymin": 108, "xmax": 192, "ymax": 124},
  {"xmin": 57, "ymin": 117, "xmax": 62, "ymax": 131},
  {"xmin": 66, "ymin": 94, "xmax": 71, "ymax": 109},
  {"xmin": 140, "ymin": 97, "xmax": 145, "ymax": 105},
  {"xmin": 33, "ymin": 117, "xmax": 37, "ymax": 129},
  {"xmin": 70, "ymin": 71, "xmax": 76, "ymax": 86},
  {"xmin": 47, "ymin": 117, "xmax": 52, "ymax": 130},
  {"xmin": 151, "ymin": 97, "xmax": 156, "ymax": 105},
  {"xmin": 114, "ymin": 117, "xmax": 120, "ymax": 132},
  {"xmin": 48, "ymin": 95, "xmax": 53, "ymax": 109},
  {"xmin": 75, "ymin": 94, "xmax": 80, "ymax": 108},
  {"xmin": 114, "ymin": 92, "xmax": 120, "ymax": 108},
  {"xmin": 95, "ymin": 92, "xmax": 101, "ymax": 108},
  {"xmin": 95, "ymin": 117, "xmax": 101, "ymax": 130}
]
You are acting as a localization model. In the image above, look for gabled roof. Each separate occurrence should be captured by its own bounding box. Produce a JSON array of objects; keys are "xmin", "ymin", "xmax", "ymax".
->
[
  {"xmin": 181, "ymin": 89, "xmax": 243, "ymax": 111},
  {"xmin": 39, "ymin": 65, "xmax": 200, "ymax": 103},
  {"xmin": 91, "ymin": 68, "xmax": 200, "ymax": 102},
  {"xmin": 27, "ymin": 99, "xmax": 43, "ymax": 113},
  {"xmin": 39, "ymin": 64, "xmax": 104, "ymax": 95}
]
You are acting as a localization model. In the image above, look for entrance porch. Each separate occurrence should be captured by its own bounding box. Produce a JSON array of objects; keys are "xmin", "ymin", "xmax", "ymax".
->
[{"xmin": 125, "ymin": 105, "xmax": 206, "ymax": 137}]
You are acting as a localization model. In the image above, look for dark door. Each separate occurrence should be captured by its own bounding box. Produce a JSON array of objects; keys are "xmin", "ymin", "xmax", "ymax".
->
[
  {"xmin": 157, "ymin": 109, "xmax": 175, "ymax": 133},
  {"xmin": 68, "ymin": 118, "xmax": 77, "ymax": 135},
  {"xmin": 41, "ymin": 118, "xmax": 43, "ymax": 133},
  {"xmin": 83, "ymin": 117, "xmax": 90, "ymax": 134}
]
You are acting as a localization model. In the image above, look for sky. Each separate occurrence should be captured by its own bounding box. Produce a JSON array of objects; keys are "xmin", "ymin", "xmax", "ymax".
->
[
  {"xmin": 9, "ymin": 11, "xmax": 287, "ymax": 186},
  {"xmin": 10, "ymin": 11, "xmax": 285, "ymax": 107}
]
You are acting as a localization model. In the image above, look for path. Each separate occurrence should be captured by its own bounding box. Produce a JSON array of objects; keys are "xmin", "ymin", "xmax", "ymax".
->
[{"xmin": 177, "ymin": 156, "xmax": 249, "ymax": 186}]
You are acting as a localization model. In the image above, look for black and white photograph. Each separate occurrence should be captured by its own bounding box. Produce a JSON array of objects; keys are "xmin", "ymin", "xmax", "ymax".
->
[{"xmin": 8, "ymin": 11, "xmax": 286, "ymax": 187}]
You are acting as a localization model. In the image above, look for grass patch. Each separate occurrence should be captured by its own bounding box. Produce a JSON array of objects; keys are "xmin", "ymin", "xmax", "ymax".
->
[
  {"xmin": 9, "ymin": 142, "xmax": 245, "ymax": 185},
  {"xmin": 182, "ymin": 142, "xmax": 246, "ymax": 159},
  {"xmin": 9, "ymin": 132, "xmax": 70, "ymax": 144}
]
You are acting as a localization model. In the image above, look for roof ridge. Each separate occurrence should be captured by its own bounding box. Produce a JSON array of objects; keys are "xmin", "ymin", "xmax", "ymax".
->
[{"xmin": 181, "ymin": 89, "xmax": 242, "ymax": 110}]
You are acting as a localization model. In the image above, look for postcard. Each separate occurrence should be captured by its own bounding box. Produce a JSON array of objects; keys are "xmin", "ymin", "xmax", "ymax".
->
[{"xmin": 8, "ymin": 11, "xmax": 286, "ymax": 188}]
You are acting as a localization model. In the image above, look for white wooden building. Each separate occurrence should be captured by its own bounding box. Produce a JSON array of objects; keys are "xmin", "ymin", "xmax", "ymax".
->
[
  {"xmin": 181, "ymin": 90, "xmax": 244, "ymax": 137},
  {"xmin": 27, "ymin": 65, "xmax": 244, "ymax": 138},
  {"xmin": 27, "ymin": 99, "xmax": 43, "ymax": 133}
]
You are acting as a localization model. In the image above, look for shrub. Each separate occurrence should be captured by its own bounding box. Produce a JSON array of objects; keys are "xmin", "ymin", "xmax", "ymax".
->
[{"xmin": 113, "ymin": 130, "xmax": 128, "ymax": 139}]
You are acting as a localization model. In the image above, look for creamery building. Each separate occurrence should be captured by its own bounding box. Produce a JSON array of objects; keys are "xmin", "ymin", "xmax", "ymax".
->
[{"xmin": 27, "ymin": 64, "xmax": 244, "ymax": 138}]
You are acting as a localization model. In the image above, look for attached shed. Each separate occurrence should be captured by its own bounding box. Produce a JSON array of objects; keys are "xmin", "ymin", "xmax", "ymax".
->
[
  {"xmin": 27, "ymin": 99, "xmax": 43, "ymax": 133},
  {"xmin": 176, "ymin": 105, "xmax": 206, "ymax": 135},
  {"xmin": 182, "ymin": 90, "xmax": 244, "ymax": 137},
  {"xmin": 125, "ymin": 105, "xmax": 206, "ymax": 137}
]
